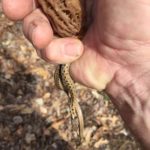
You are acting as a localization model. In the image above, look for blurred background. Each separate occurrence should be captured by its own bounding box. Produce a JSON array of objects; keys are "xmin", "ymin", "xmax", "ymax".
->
[{"xmin": 0, "ymin": 1, "xmax": 141, "ymax": 150}]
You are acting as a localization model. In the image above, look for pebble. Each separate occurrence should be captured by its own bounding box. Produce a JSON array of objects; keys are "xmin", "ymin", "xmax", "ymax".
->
[
  {"xmin": 92, "ymin": 90, "xmax": 100, "ymax": 99},
  {"xmin": 43, "ymin": 92, "xmax": 51, "ymax": 99},
  {"xmin": 0, "ymin": 105, "xmax": 4, "ymax": 111},
  {"xmin": 25, "ymin": 133, "xmax": 36, "ymax": 144},
  {"xmin": 51, "ymin": 143, "xmax": 58, "ymax": 149},
  {"xmin": 27, "ymin": 125, "xmax": 33, "ymax": 133},
  {"xmin": 5, "ymin": 74, "xmax": 11, "ymax": 79},
  {"xmin": 34, "ymin": 98, "xmax": 44, "ymax": 106},
  {"xmin": 39, "ymin": 106, "xmax": 47, "ymax": 114},
  {"xmin": 13, "ymin": 116, "xmax": 23, "ymax": 124}
]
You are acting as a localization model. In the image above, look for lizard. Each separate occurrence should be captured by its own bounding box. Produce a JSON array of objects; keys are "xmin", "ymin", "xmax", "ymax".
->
[{"xmin": 54, "ymin": 64, "xmax": 84, "ymax": 141}]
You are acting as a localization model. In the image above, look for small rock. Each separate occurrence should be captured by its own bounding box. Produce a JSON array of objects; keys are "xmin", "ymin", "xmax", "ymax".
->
[
  {"xmin": 27, "ymin": 125, "xmax": 33, "ymax": 133},
  {"xmin": 20, "ymin": 107, "xmax": 33, "ymax": 114},
  {"xmin": 25, "ymin": 133, "xmax": 36, "ymax": 144},
  {"xmin": 13, "ymin": 116, "xmax": 23, "ymax": 124},
  {"xmin": 5, "ymin": 74, "xmax": 11, "ymax": 79},
  {"xmin": 43, "ymin": 92, "xmax": 51, "ymax": 99},
  {"xmin": 51, "ymin": 143, "xmax": 58, "ymax": 149},
  {"xmin": 34, "ymin": 98, "xmax": 44, "ymax": 106},
  {"xmin": 44, "ymin": 129, "xmax": 50, "ymax": 136},
  {"xmin": 0, "ymin": 105, "xmax": 4, "ymax": 111},
  {"xmin": 45, "ymin": 117, "xmax": 52, "ymax": 124},
  {"xmin": 92, "ymin": 90, "xmax": 100, "ymax": 99},
  {"xmin": 40, "ymin": 106, "xmax": 47, "ymax": 114},
  {"xmin": 16, "ymin": 127, "xmax": 23, "ymax": 136}
]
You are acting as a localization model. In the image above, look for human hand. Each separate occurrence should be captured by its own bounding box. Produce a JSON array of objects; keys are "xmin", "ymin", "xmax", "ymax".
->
[{"xmin": 2, "ymin": 0, "xmax": 150, "ymax": 149}]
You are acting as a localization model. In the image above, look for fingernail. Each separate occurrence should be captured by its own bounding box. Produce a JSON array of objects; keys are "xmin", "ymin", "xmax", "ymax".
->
[{"xmin": 64, "ymin": 41, "xmax": 82, "ymax": 57}]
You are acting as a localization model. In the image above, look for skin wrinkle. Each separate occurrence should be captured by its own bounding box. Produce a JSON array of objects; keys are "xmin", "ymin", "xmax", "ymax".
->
[
  {"xmin": 110, "ymin": 70, "xmax": 150, "ymax": 145},
  {"xmin": 97, "ymin": 33, "xmax": 150, "ymax": 67},
  {"xmin": 99, "ymin": 43, "xmax": 128, "ymax": 66},
  {"xmin": 128, "ymin": 72, "xmax": 150, "ymax": 101},
  {"xmin": 100, "ymin": 30, "xmax": 150, "ymax": 50},
  {"xmin": 95, "ymin": 20, "xmax": 150, "ymax": 60},
  {"xmin": 113, "ymin": 72, "xmax": 137, "ymax": 111},
  {"xmin": 92, "ymin": 24, "xmax": 150, "ymax": 68},
  {"xmin": 89, "ymin": 26, "xmax": 123, "ymax": 75},
  {"xmin": 111, "ymin": 64, "xmax": 150, "ymax": 120},
  {"xmin": 136, "ymin": 0, "xmax": 150, "ymax": 6},
  {"xmin": 144, "ymin": 102, "xmax": 150, "ymax": 128},
  {"xmin": 98, "ymin": 1, "xmax": 150, "ymax": 40},
  {"xmin": 115, "ymin": 87, "xmax": 132, "ymax": 111}
]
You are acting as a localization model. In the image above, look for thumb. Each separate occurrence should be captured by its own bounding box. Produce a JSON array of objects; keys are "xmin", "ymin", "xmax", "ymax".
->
[{"xmin": 70, "ymin": 28, "xmax": 112, "ymax": 90}]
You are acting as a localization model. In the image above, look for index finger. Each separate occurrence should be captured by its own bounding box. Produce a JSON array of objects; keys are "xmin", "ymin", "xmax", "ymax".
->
[{"xmin": 2, "ymin": 0, "xmax": 37, "ymax": 20}]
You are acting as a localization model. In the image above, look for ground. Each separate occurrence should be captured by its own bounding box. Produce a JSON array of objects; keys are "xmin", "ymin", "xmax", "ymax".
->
[{"xmin": 0, "ymin": 2, "xmax": 141, "ymax": 150}]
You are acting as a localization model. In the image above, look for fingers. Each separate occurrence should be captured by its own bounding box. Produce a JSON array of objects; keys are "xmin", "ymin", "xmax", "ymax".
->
[
  {"xmin": 22, "ymin": 9, "xmax": 83, "ymax": 63},
  {"xmin": 2, "ymin": 0, "xmax": 36, "ymax": 20}
]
